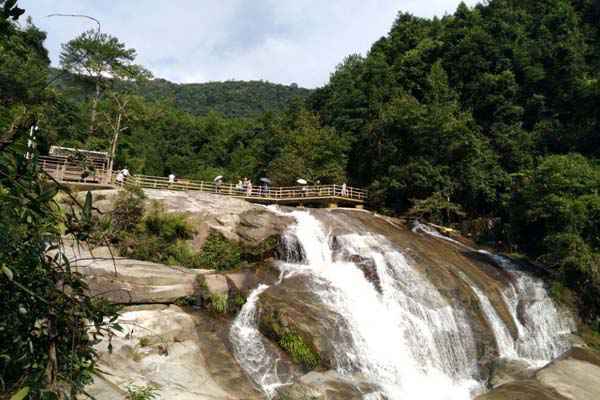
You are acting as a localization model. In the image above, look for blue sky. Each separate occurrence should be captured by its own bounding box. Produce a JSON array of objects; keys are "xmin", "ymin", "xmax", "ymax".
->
[{"xmin": 19, "ymin": 1, "xmax": 478, "ymax": 88}]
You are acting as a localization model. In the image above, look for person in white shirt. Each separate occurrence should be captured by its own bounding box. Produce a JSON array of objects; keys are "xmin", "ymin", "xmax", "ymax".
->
[
  {"xmin": 116, "ymin": 172, "xmax": 124, "ymax": 186},
  {"xmin": 168, "ymin": 173, "xmax": 175, "ymax": 184},
  {"xmin": 341, "ymin": 182, "xmax": 348, "ymax": 196}
]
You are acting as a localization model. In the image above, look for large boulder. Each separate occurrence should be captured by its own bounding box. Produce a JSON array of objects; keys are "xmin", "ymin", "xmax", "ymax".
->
[
  {"xmin": 275, "ymin": 370, "xmax": 380, "ymax": 400},
  {"xmin": 536, "ymin": 347, "xmax": 600, "ymax": 400},
  {"xmin": 85, "ymin": 304, "xmax": 262, "ymax": 400},
  {"xmin": 62, "ymin": 244, "xmax": 205, "ymax": 304},
  {"xmin": 142, "ymin": 189, "xmax": 293, "ymax": 247},
  {"xmin": 257, "ymin": 274, "xmax": 353, "ymax": 371},
  {"xmin": 477, "ymin": 347, "xmax": 600, "ymax": 400},
  {"xmin": 79, "ymin": 189, "xmax": 294, "ymax": 248}
]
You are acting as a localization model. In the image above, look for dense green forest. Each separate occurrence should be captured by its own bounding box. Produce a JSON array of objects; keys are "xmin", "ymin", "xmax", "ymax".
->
[
  {"xmin": 2, "ymin": 0, "xmax": 600, "ymax": 396},
  {"xmin": 51, "ymin": 68, "xmax": 311, "ymax": 118},
  {"xmin": 308, "ymin": 0, "xmax": 600, "ymax": 326}
]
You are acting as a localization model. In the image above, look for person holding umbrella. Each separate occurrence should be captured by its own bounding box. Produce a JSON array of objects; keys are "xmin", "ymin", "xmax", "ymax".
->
[
  {"xmin": 214, "ymin": 175, "xmax": 223, "ymax": 193},
  {"xmin": 260, "ymin": 177, "xmax": 271, "ymax": 196},
  {"xmin": 297, "ymin": 178, "xmax": 307, "ymax": 197}
]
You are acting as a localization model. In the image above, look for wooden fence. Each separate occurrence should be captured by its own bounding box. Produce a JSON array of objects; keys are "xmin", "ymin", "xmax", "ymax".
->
[
  {"xmin": 38, "ymin": 157, "xmax": 367, "ymax": 203},
  {"xmin": 39, "ymin": 156, "xmax": 112, "ymax": 185}
]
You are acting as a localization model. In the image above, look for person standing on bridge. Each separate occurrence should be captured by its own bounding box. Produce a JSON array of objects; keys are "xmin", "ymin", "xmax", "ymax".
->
[
  {"xmin": 121, "ymin": 167, "xmax": 130, "ymax": 185},
  {"xmin": 246, "ymin": 180, "xmax": 253, "ymax": 196},
  {"xmin": 115, "ymin": 171, "xmax": 124, "ymax": 186},
  {"xmin": 341, "ymin": 182, "xmax": 347, "ymax": 196},
  {"xmin": 168, "ymin": 173, "xmax": 176, "ymax": 187}
]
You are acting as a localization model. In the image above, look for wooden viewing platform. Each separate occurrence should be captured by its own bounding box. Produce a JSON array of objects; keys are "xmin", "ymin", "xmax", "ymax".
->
[{"xmin": 39, "ymin": 156, "xmax": 367, "ymax": 207}]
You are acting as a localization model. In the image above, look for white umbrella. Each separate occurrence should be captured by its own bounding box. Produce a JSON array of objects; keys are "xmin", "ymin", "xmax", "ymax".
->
[
  {"xmin": 214, "ymin": 175, "xmax": 223, "ymax": 182},
  {"xmin": 260, "ymin": 177, "xmax": 272, "ymax": 184},
  {"xmin": 297, "ymin": 178, "xmax": 307, "ymax": 185}
]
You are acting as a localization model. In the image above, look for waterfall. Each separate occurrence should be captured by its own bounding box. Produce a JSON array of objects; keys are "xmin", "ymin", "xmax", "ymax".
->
[
  {"xmin": 412, "ymin": 221, "xmax": 574, "ymax": 366},
  {"xmin": 231, "ymin": 213, "xmax": 575, "ymax": 399},
  {"xmin": 457, "ymin": 272, "xmax": 518, "ymax": 359},
  {"xmin": 230, "ymin": 284, "xmax": 287, "ymax": 398},
  {"xmin": 483, "ymin": 252, "xmax": 575, "ymax": 365},
  {"xmin": 276, "ymin": 211, "xmax": 480, "ymax": 399}
]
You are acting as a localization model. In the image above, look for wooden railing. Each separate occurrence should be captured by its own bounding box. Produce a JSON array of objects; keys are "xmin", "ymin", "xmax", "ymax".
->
[
  {"xmin": 39, "ymin": 156, "xmax": 112, "ymax": 184},
  {"xmin": 125, "ymin": 174, "xmax": 366, "ymax": 203},
  {"xmin": 38, "ymin": 158, "xmax": 367, "ymax": 203}
]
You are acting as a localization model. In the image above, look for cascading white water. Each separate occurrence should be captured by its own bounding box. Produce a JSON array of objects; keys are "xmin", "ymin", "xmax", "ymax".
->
[
  {"xmin": 276, "ymin": 211, "xmax": 481, "ymax": 399},
  {"xmin": 230, "ymin": 284, "xmax": 287, "ymax": 398},
  {"xmin": 413, "ymin": 221, "xmax": 574, "ymax": 366},
  {"xmin": 457, "ymin": 272, "xmax": 518, "ymax": 359},
  {"xmin": 483, "ymin": 252, "xmax": 575, "ymax": 365},
  {"xmin": 232, "ymin": 213, "xmax": 575, "ymax": 399}
]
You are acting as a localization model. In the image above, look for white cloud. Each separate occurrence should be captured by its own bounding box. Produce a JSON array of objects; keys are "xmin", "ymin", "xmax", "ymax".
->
[{"xmin": 19, "ymin": 0, "xmax": 479, "ymax": 88}]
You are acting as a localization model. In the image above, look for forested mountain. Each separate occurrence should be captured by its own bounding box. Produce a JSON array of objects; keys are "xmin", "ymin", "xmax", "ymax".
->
[
  {"xmin": 310, "ymin": 0, "xmax": 600, "ymax": 325},
  {"xmin": 50, "ymin": 68, "xmax": 311, "ymax": 117},
  {"xmin": 2, "ymin": 5, "xmax": 600, "ymax": 397}
]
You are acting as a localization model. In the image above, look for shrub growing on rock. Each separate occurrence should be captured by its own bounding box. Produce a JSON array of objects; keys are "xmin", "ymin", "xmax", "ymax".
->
[
  {"xmin": 279, "ymin": 333, "xmax": 320, "ymax": 371},
  {"xmin": 195, "ymin": 232, "xmax": 242, "ymax": 271}
]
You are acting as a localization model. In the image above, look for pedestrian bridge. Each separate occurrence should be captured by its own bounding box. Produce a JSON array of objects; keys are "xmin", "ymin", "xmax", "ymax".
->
[{"xmin": 39, "ymin": 155, "xmax": 366, "ymax": 208}]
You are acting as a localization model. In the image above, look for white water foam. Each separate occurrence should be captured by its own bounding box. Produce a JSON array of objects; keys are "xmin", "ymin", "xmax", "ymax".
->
[
  {"xmin": 232, "ymin": 214, "xmax": 575, "ymax": 399},
  {"xmin": 482, "ymin": 252, "xmax": 575, "ymax": 365},
  {"xmin": 230, "ymin": 284, "xmax": 288, "ymax": 398},
  {"xmin": 276, "ymin": 211, "xmax": 480, "ymax": 399},
  {"xmin": 413, "ymin": 221, "xmax": 574, "ymax": 366},
  {"xmin": 457, "ymin": 272, "xmax": 518, "ymax": 359}
]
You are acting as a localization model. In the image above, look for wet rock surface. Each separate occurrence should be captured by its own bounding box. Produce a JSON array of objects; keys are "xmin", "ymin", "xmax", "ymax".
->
[
  {"xmin": 257, "ymin": 274, "xmax": 353, "ymax": 370},
  {"xmin": 84, "ymin": 305, "xmax": 262, "ymax": 400},
  {"xmin": 477, "ymin": 347, "xmax": 600, "ymax": 400},
  {"xmin": 275, "ymin": 370, "xmax": 380, "ymax": 400},
  {"xmin": 67, "ymin": 193, "xmax": 590, "ymax": 399}
]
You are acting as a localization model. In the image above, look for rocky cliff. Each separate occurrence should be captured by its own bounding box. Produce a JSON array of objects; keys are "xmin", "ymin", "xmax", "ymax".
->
[{"xmin": 72, "ymin": 189, "xmax": 600, "ymax": 400}]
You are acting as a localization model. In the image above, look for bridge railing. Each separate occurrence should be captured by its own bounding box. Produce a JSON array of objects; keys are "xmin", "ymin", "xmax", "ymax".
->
[
  {"xmin": 37, "ymin": 158, "xmax": 367, "ymax": 202},
  {"xmin": 125, "ymin": 174, "xmax": 366, "ymax": 202},
  {"xmin": 39, "ymin": 156, "xmax": 112, "ymax": 184}
]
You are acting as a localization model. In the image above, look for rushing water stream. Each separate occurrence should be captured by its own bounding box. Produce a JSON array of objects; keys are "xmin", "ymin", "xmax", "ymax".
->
[{"xmin": 232, "ymin": 210, "xmax": 574, "ymax": 399}]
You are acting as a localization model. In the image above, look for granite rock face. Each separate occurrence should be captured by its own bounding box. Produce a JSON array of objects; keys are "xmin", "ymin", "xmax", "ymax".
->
[
  {"xmin": 477, "ymin": 347, "xmax": 600, "ymax": 400},
  {"xmin": 84, "ymin": 305, "xmax": 262, "ymax": 400}
]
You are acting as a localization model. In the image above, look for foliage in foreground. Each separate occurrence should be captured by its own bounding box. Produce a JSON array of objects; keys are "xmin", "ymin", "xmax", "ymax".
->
[
  {"xmin": 1, "ymin": 7, "xmax": 120, "ymax": 398},
  {"xmin": 0, "ymin": 150, "xmax": 122, "ymax": 398}
]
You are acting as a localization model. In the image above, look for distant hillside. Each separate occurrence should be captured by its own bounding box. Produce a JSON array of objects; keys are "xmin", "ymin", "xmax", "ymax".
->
[
  {"xmin": 50, "ymin": 69, "xmax": 312, "ymax": 118},
  {"xmin": 136, "ymin": 79, "xmax": 311, "ymax": 117}
]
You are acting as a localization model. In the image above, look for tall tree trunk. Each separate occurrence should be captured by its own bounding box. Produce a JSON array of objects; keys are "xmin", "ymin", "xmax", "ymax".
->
[
  {"xmin": 45, "ymin": 313, "xmax": 59, "ymax": 397},
  {"xmin": 107, "ymin": 111, "xmax": 122, "ymax": 176},
  {"xmin": 89, "ymin": 80, "xmax": 101, "ymax": 135}
]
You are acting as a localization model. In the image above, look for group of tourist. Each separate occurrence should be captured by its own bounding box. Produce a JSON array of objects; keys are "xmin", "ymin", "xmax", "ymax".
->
[
  {"xmin": 121, "ymin": 170, "xmax": 350, "ymax": 198},
  {"xmin": 234, "ymin": 177, "xmax": 269, "ymax": 196}
]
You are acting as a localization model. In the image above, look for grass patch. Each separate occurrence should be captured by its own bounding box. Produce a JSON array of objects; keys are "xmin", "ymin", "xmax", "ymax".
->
[
  {"xmin": 126, "ymin": 384, "xmax": 159, "ymax": 400},
  {"xmin": 174, "ymin": 296, "xmax": 198, "ymax": 307},
  {"xmin": 209, "ymin": 293, "xmax": 228, "ymax": 314},
  {"xmin": 279, "ymin": 332, "xmax": 320, "ymax": 370}
]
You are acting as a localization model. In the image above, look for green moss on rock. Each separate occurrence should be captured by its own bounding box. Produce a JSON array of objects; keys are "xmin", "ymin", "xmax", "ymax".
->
[{"xmin": 279, "ymin": 332, "xmax": 320, "ymax": 370}]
